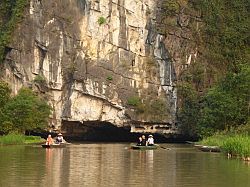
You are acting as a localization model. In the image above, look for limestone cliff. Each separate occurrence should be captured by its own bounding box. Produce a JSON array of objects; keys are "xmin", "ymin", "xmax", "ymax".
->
[{"xmin": 2, "ymin": 0, "xmax": 183, "ymax": 136}]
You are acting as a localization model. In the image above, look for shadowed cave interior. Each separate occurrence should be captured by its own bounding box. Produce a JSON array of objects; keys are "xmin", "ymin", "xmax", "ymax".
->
[{"xmin": 58, "ymin": 120, "xmax": 187, "ymax": 143}]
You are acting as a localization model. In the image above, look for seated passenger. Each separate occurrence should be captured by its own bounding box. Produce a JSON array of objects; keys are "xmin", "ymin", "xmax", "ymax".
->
[
  {"xmin": 147, "ymin": 135, "xmax": 154, "ymax": 146},
  {"xmin": 137, "ymin": 137, "xmax": 143, "ymax": 146},
  {"xmin": 141, "ymin": 135, "xmax": 147, "ymax": 146},
  {"xmin": 46, "ymin": 134, "xmax": 54, "ymax": 145},
  {"xmin": 55, "ymin": 133, "xmax": 64, "ymax": 144}
]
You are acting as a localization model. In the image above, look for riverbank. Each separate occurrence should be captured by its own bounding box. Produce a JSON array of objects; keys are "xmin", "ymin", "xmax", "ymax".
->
[
  {"xmin": 200, "ymin": 134, "xmax": 250, "ymax": 161},
  {"xmin": 0, "ymin": 134, "xmax": 45, "ymax": 145}
]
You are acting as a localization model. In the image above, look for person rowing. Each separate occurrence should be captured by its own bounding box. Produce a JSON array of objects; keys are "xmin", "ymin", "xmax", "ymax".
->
[
  {"xmin": 46, "ymin": 134, "xmax": 54, "ymax": 145},
  {"xmin": 137, "ymin": 137, "xmax": 143, "ymax": 146},
  {"xmin": 141, "ymin": 135, "xmax": 147, "ymax": 146}
]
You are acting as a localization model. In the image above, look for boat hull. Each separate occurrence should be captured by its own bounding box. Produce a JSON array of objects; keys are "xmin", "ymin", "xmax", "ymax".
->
[
  {"xmin": 41, "ymin": 143, "xmax": 67, "ymax": 148},
  {"xmin": 198, "ymin": 146, "xmax": 221, "ymax": 152},
  {"xmin": 131, "ymin": 145, "xmax": 158, "ymax": 150}
]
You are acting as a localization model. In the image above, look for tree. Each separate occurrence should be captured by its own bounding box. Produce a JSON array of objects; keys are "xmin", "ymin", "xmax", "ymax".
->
[
  {"xmin": 177, "ymin": 82, "xmax": 201, "ymax": 137},
  {"xmin": 1, "ymin": 87, "xmax": 51, "ymax": 134},
  {"xmin": 198, "ymin": 65, "xmax": 250, "ymax": 136},
  {"xmin": 0, "ymin": 81, "xmax": 11, "ymax": 108}
]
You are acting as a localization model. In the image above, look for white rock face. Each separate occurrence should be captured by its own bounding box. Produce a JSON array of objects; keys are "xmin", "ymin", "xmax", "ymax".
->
[{"xmin": 3, "ymin": 0, "xmax": 177, "ymax": 134}]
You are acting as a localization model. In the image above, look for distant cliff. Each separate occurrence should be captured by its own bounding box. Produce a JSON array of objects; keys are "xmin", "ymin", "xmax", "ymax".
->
[{"xmin": 0, "ymin": 0, "xmax": 202, "ymax": 136}]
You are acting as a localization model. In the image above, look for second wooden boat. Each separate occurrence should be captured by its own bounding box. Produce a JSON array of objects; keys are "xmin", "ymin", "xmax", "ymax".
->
[
  {"xmin": 131, "ymin": 145, "xmax": 158, "ymax": 150},
  {"xmin": 41, "ymin": 143, "xmax": 68, "ymax": 148}
]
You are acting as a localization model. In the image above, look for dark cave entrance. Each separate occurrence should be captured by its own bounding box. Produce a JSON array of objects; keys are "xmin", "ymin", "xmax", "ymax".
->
[{"xmin": 61, "ymin": 120, "xmax": 172, "ymax": 142}]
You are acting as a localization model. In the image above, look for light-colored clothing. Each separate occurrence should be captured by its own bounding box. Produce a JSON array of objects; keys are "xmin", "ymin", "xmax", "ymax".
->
[
  {"xmin": 56, "ymin": 136, "xmax": 64, "ymax": 143},
  {"xmin": 46, "ymin": 137, "xmax": 53, "ymax": 145},
  {"xmin": 147, "ymin": 137, "xmax": 154, "ymax": 145}
]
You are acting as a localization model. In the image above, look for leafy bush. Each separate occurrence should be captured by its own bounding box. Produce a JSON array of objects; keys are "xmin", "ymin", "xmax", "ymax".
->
[
  {"xmin": 0, "ymin": 81, "xmax": 51, "ymax": 134},
  {"xmin": 97, "ymin": 16, "xmax": 106, "ymax": 25},
  {"xmin": 0, "ymin": 81, "xmax": 11, "ymax": 108},
  {"xmin": 199, "ymin": 65, "xmax": 250, "ymax": 135},
  {"xmin": 34, "ymin": 74, "xmax": 46, "ymax": 85},
  {"xmin": 106, "ymin": 75, "xmax": 113, "ymax": 81},
  {"xmin": 127, "ymin": 96, "xmax": 141, "ymax": 106},
  {"xmin": 128, "ymin": 96, "xmax": 169, "ymax": 121}
]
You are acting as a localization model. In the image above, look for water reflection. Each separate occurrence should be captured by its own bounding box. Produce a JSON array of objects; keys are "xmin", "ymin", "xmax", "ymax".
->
[{"xmin": 0, "ymin": 144, "xmax": 249, "ymax": 187}]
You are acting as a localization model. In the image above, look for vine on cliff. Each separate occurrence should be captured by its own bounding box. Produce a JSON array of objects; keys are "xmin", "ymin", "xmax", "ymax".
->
[{"xmin": 0, "ymin": 0, "xmax": 28, "ymax": 63}]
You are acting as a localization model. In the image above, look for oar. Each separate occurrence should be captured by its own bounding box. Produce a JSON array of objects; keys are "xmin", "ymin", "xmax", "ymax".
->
[{"xmin": 156, "ymin": 144, "xmax": 171, "ymax": 150}]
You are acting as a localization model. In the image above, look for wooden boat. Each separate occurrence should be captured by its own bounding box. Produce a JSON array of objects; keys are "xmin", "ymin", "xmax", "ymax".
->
[
  {"xmin": 198, "ymin": 146, "xmax": 221, "ymax": 152},
  {"xmin": 41, "ymin": 143, "xmax": 68, "ymax": 148},
  {"xmin": 131, "ymin": 145, "xmax": 158, "ymax": 150}
]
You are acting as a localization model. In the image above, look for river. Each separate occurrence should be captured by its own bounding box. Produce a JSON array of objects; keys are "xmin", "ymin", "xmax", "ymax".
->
[{"xmin": 0, "ymin": 143, "xmax": 249, "ymax": 187}]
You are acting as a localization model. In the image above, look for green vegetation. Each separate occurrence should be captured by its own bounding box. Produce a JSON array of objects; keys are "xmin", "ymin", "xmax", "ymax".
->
[
  {"xmin": 192, "ymin": 0, "xmax": 250, "ymax": 72},
  {"xmin": 127, "ymin": 96, "xmax": 141, "ymax": 106},
  {"xmin": 0, "ymin": 0, "xmax": 29, "ymax": 62},
  {"xmin": 222, "ymin": 135, "xmax": 250, "ymax": 158},
  {"xmin": 0, "ymin": 81, "xmax": 51, "ymax": 134},
  {"xmin": 201, "ymin": 135, "xmax": 250, "ymax": 158},
  {"xmin": 127, "ymin": 95, "xmax": 169, "ymax": 121},
  {"xmin": 97, "ymin": 16, "xmax": 106, "ymax": 25},
  {"xmin": 34, "ymin": 74, "xmax": 46, "ymax": 85},
  {"xmin": 199, "ymin": 65, "xmax": 250, "ymax": 134},
  {"xmin": 0, "ymin": 134, "xmax": 45, "ymax": 145},
  {"xmin": 106, "ymin": 75, "xmax": 113, "ymax": 81},
  {"xmin": 178, "ymin": 65, "xmax": 250, "ymax": 138},
  {"xmin": 200, "ymin": 123, "xmax": 250, "ymax": 158},
  {"xmin": 199, "ymin": 134, "xmax": 226, "ymax": 147},
  {"xmin": 200, "ymin": 127, "xmax": 250, "ymax": 158},
  {"xmin": 0, "ymin": 81, "xmax": 11, "ymax": 107},
  {"xmin": 139, "ymin": 98, "xmax": 169, "ymax": 121},
  {"xmin": 172, "ymin": 0, "xmax": 250, "ymax": 138}
]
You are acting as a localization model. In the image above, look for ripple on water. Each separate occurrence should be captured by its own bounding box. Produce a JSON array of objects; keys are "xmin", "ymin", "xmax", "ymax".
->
[{"xmin": 0, "ymin": 143, "xmax": 249, "ymax": 187}]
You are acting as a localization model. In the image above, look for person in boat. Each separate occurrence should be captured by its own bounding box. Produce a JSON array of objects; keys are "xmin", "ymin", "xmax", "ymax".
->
[
  {"xmin": 141, "ymin": 135, "xmax": 147, "ymax": 146},
  {"xmin": 137, "ymin": 137, "xmax": 143, "ymax": 146},
  {"xmin": 147, "ymin": 135, "xmax": 154, "ymax": 146},
  {"xmin": 55, "ymin": 133, "xmax": 64, "ymax": 144},
  {"xmin": 46, "ymin": 134, "xmax": 54, "ymax": 145}
]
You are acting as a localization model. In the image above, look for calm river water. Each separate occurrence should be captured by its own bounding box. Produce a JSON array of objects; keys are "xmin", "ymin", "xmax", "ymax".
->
[{"xmin": 0, "ymin": 143, "xmax": 249, "ymax": 187}]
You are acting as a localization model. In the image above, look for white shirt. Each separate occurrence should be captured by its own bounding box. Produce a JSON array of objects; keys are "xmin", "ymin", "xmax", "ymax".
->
[{"xmin": 147, "ymin": 137, "xmax": 154, "ymax": 145}]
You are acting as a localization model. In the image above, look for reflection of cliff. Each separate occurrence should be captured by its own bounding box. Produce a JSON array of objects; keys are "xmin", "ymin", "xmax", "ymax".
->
[
  {"xmin": 0, "ymin": 146, "xmax": 46, "ymax": 186},
  {"xmin": 1, "ymin": 0, "xmax": 178, "ymax": 135}
]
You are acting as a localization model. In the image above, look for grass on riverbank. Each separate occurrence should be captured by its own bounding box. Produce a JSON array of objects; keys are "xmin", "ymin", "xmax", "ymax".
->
[
  {"xmin": 200, "ymin": 134, "xmax": 250, "ymax": 158},
  {"xmin": 0, "ymin": 134, "xmax": 45, "ymax": 145},
  {"xmin": 222, "ymin": 135, "xmax": 250, "ymax": 158}
]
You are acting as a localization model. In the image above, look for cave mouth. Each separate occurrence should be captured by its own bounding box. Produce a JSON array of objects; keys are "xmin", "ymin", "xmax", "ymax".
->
[{"xmin": 61, "ymin": 120, "xmax": 173, "ymax": 142}]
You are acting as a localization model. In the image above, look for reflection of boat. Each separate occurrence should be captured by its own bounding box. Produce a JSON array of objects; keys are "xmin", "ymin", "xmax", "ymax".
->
[
  {"xmin": 42, "ymin": 143, "xmax": 69, "ymax": 148},
  {"xmin": 131, "ymin": 145, "xmax": 158, "ymax": 150}
]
